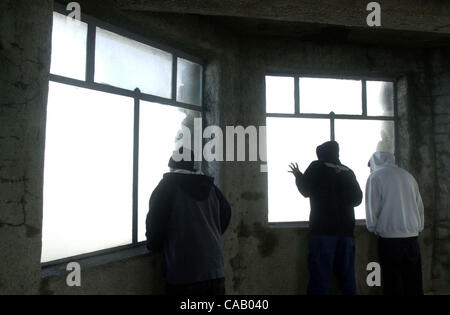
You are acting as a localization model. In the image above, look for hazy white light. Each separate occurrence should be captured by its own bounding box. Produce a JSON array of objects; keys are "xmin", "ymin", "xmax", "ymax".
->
[
  {"xmin": 300, "ymin": 78, "xmax": 362, "ymax": 114},
  {"xmin": 42, "ymin": 82, "xmax": 134, "ymax": 262},
  {"xmin": 336, "ymin": 120, "xmax": 395, "ymax": 219},
  {"xmin": 266, "ymin": 76, "xmax": 295, "ymax": 114},
  {"xmin": 50, "ymin": 12, "xmax": 87, "ymax": 80},
  {"xmin": 177, "ymin": 58, "xmax": 203, "ymax": 106},
  {"xmin": 95, "ymin": 27, "xmax": 173, "ymax": 97},
  {"xmin": 367, "ymin": 81, "xmax": 394, "ymax": 116},
  {"xmin": 138, "ymin": 103, "xmax": 200, "ymax": 241},
  {"xmin": 267, "ymin": 77, "xmax": 395, "ymax": 223},
  {"xmin": 267, "ymin": 118, "xmax": 330, "ymax": 222}
]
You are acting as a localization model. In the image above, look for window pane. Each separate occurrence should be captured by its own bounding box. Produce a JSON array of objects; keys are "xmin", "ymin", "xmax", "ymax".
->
[
  {"xmin": 177, "ymin": 58, "xmax": 202, "ymax": 106},
  {"xmin": 42, "ymin": 82, "xmax": 134, "ymax": 262},
  {"xmin": 138, "ymin": 102, "xmax": 201, "ymax": 241},
  {"xmin": 50, "ymin": 12, "xmax": 87, "ymax": 80},
  {"xmin": 266, "ymin": 76, "xmax": 295, "ymax": 114},
  {"xmin": 335, "ymin": 119, "xmax": 395, "ymax": 220},
  {"xmin": 300, "ymin": 78, "xmax": 362, "ymax": 114},
  {"xmin": 367, "ymin": 81, "xmax": 394, "ymax": 116},
  {"xmin": 267, "ymin": 118, "xmax": 330, "ymax": 222},
  {"xmin": 95, "ymin": 27, "xmax": 172, "ymax": 97}
]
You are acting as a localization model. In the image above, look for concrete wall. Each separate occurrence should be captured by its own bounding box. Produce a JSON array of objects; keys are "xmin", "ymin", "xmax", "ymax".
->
[
  {"xmin": 0, "ymin": 0, "xmax": 447, "ymax": 295},
  {"xmin": 0, "ymin": 0, "xmax": 53, "ymax": 294}
]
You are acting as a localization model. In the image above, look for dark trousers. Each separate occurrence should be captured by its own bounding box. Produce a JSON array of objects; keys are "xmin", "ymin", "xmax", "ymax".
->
[
  {"xmin": 166, "ymin": 277, "xmax": 225, "ymax": 295},
  {"xmin": 378, "ymin": 236, "xmax": 423, "ymax": 295},
  {"xmin": 307, "ymin": 235, "xmax": 356, "ymax": 295}
]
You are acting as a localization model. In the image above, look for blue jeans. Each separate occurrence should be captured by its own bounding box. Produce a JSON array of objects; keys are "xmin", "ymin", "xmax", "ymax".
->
[{"xmin": 307, "ymin": 235, "xmax": 356, "ymax": 295}]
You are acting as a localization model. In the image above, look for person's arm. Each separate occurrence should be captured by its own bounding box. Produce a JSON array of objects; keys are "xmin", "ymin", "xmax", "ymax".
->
[
  {"xmin": 145, "ymin": 178, "xmax": 173, "ymax": 252},
  {"xmin": 365, "ymin": 175, "xmax": 381, "ymax": 234},
  {"xmin": 214, "ymin": 186, "xmax": 231, "ymax": 234},
  {"xmin": 339, "ymin": 169, "xmax": 363, "ymax": 207},
  {"xmin": 289, "ymin": 162, "xmax": 316, "ymax": 198},
  {"xmin": 416, "ymin": 182, "xmax": 425, "ymax": 233}
]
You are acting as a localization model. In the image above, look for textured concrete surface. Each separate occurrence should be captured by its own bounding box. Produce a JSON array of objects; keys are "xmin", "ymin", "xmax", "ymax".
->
[
  {"xmin": 117, "ymin": 0, "xmax": 450, "ymax": 34},
  {"xmin": 0, "ymin": 0, "xmax": 448, "ymax": 295},
  {"xmin": 0, "ymin": 0, "xmax": 53, "ymax": 294},
  {"xmin": 429, "ymin": 46, "xmax": 450, "ymax": 294}
]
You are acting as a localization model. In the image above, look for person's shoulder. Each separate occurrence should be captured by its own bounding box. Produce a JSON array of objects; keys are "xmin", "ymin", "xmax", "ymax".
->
[
  {"xmin": 153, "ymin": 173, "xmax": 177, "ymax": 192},
  {"xmin": 339, "ymin": 164, "xmax": 354, "ymax": 173},
  {"xmin": 308, "ymin": 160, "xmax": 323, "ymax": 169}
]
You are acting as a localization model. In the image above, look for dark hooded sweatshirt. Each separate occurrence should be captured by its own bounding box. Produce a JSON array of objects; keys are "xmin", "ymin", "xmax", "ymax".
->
[
  {"xmin": 296, "ymin": 141, "xmax": 362, "ymax": 237},
  {"xmin": 146, "ymin": 172, "xmax": 231, "ymax": 285}
]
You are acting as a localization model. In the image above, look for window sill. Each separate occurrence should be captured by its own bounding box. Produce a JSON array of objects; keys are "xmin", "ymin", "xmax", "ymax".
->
[
  {"xmin": 41, "ymin": 242, "xmax": 150, "ymax": 278},
  {"xmin": 268, "ymin": 219, "xmax": 367, "ymax": 229}
]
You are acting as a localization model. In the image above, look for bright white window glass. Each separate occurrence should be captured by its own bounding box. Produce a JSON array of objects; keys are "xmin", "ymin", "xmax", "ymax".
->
[
  {"xmin": 95, "ymin": 27, "xmax": 172, "ymax": 97},
  {"xmin": 367, "ymin": 81, "xmax": 394, "ymax": 116},
  {"xmin": 42, "ymin": 82, "xmax": 134, "ymax": 263},
  {"xmin": 50, "ymin": 12, "xmax": 87, "ymax": 80},
  {"xmin": 138, "ymin": 102, "xmax": 201, "ymax": 241},
  {"xmin": 267, "ymin": 118, "xmax": 330, "ymax": 222},
  {"xmin": 335, "ymin": 119, "xmax": 395, "ymax": 220},
  {"xmin": 300, "ymin": 78, "xmax": 362, "ymax": 115},
  {"xmin": 177, "ymin": 58, "xmax": 203, "ymax": 106},
  {"xmin": 266, "ymin": 76, "xmax": 295, "ymax": 114}
]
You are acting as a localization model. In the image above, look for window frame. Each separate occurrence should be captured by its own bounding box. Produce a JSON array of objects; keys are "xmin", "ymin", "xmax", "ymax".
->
[
  {"xmin": 42, "ymin": 3, "xmax": 205, "ymax": 273},
  {"xmin": 265, "ymin": 72, "xmax": 399, "ymax": 227}
]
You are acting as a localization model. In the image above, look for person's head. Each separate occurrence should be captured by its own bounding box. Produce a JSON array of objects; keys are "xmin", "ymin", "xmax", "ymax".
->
[
  {"xmin": 368, "ymin": 151, "xmax": 395, "ymax": 173},
  {"xmin": 168, "ymin": 147, "xmax": 196, "ymax": 172},
  {"xmin": 316, "ymin": 141, "xmax": 340, "ymax": 165}
]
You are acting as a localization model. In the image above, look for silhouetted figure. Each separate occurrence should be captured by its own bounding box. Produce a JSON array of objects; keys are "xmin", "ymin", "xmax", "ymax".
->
[
  {"xmin": 289, "ymin": 141, "xmax": 362, "ymax": 295},
  {"xmin": 146, "ymin": 147, "xmax": 231, "ymax": 295},
  {"xmin": 366, "ymin": 151, "xmax": 424, "ymax": 295}
]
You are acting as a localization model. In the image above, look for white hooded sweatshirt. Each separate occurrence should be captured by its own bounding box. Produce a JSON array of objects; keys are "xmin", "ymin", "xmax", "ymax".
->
[{"xmin": 365, "ymin": 152, "xmax": 424, "ymax": 238}]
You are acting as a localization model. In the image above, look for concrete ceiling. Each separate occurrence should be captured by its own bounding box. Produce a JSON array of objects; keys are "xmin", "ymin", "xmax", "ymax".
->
[
  {"xmin": 210, "ymin": 15, "xmax": 450, "ymax": 48},
  {"xmin": 116, "ymin": 0, "xmax": 450, "ymax": 35}
]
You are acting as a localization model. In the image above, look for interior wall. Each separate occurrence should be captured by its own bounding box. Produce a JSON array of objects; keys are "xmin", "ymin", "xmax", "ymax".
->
[
  {"xmin": 429, "ymin": 46, "xmax": 450, "ymax": 294},
  {"xmin": 0, "ymin": 0, "xmax": 53, "ymax": 294}
]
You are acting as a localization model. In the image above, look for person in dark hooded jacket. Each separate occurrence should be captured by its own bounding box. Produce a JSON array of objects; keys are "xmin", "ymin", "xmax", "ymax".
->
[
  {"xmin": 146, "ymin": 147, "xmax": 231, "ymax": 295},
  {"xmin": 289, "ymin": 141, "xmax": 362, "ymax": 295}
]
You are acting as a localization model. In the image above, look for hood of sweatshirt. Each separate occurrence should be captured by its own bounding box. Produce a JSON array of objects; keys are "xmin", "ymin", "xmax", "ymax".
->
[
  {"xmin": 163, "ymin": 172, "xmax": 214, "ymax": 201},
  {"xmin": 316, "ymin": 141, "xmax": 341, "ymax": 165},
  {"xmin": 369, "ymin": 151, "xmax": 396, "ymax": 171}
]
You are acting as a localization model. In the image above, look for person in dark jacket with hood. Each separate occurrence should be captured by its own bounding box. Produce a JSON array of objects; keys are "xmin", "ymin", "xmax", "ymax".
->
[
  {"xmin": 289, "ymin": 141, "xmax": 362, "ymax": 295},
  {"xmin": 146, "ymin": 147, "xmax": 231, "ymax": 295}
]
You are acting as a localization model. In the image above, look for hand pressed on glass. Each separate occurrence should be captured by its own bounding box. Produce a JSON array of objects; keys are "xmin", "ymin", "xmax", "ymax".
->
[{"xmin": 288, "ymin": 162, "xmax": 302, "ymax": 178}]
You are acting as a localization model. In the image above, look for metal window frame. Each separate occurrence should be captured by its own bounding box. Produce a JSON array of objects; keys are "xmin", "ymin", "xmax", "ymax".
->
[
  {"xmin": 42, "ymin": 3, "xmax": 205, "ymax": 271},
  {"xmin": 264, "ymin": 73, "xmax": 399, "ymax": 226}
]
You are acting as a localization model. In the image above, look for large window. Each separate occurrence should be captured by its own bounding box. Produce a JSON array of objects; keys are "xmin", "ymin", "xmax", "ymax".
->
[
  {"xmin": 266, "ymin": 75, "xmax": 396, "ymax": 223},
  {"xmin": 42, "ymin": 10, "xmax": 203, "ymax": 263}
]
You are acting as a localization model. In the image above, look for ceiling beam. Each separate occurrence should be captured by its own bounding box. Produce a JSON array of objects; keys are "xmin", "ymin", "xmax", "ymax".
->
[{"xmin": 115, "ymin": 0, "xmax": 450, "ymax": 34}]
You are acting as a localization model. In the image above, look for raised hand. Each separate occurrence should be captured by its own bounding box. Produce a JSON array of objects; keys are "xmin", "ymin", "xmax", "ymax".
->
[{"xmin": 288, "ymin": 162, "xmax": 302, "ymax": 177}]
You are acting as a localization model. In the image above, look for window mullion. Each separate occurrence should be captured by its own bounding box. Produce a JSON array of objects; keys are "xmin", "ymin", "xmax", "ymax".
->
[
  {"xmin": 362, "ymin": 80, "xmax": 367, "ymax": 116},
  {"xmin": 294, "ymin": 76, "xmax": 300, "ymax": 114},
  {"xmin": 132, "ymin": 89, "xmax": 141, "ymax": 244},
  {"xmin": 172, "ymin": 55, "xmax": 178, "ymax": 101},
  {"xmin": 86, "ymin": 22, "xmax": 96, "ymax": 83},
  {"xmin": 330, "ymin": 112, "xmax": 335, "ymax": 141}
]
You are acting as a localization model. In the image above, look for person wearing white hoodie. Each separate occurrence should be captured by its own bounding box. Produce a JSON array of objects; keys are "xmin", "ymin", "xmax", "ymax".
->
[{"xmin": 365, "ymin": 151, "xmax": 424, "ymax": 295}]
